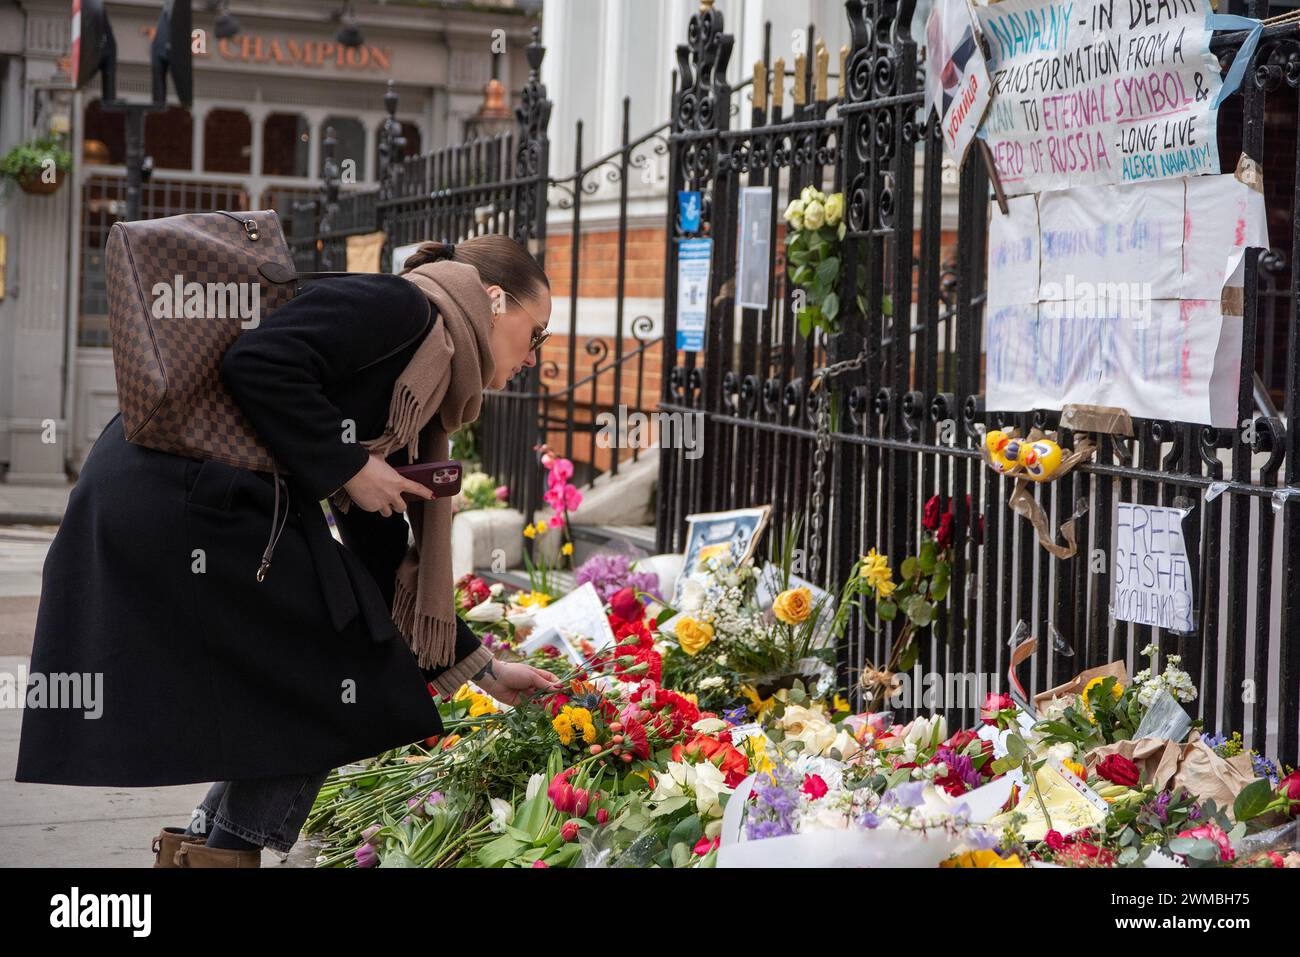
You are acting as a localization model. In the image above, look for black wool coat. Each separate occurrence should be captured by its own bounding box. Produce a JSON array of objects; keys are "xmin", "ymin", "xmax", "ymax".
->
[{"xmin": 15, "ymin": 273, "xmax": 487, "ymax": 787}]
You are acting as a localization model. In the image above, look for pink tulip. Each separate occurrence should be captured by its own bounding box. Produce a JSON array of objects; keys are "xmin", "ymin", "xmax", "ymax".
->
[
  {"xmin": 561, "ymin": 820, "xmax": 580, "ymax": 842},
  {"xmin": 495, "ymin": 486, "xmax": 509, "ymax": 501},
  {"xmin": 354, "ymin": 842, "xmax": 379, "ymax": 867},
  {"xmin": 573, "ymin": 788, "xmax": 590, "ymax": 817}
]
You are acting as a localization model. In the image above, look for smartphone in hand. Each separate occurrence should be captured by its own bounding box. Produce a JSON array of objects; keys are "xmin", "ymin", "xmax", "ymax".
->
[{"xmin": 395, "ymin": 460, "xmax": 462, "ymax": 500}]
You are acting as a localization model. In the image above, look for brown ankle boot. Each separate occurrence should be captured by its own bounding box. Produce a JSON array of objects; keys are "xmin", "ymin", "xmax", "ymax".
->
[
  {"xmin": 152, "ymin": 827, "xmax": 208, "ymax": 868},
  {"xmin": 175, "ymin": 840, "xmax": 261, "ymax": 868}
]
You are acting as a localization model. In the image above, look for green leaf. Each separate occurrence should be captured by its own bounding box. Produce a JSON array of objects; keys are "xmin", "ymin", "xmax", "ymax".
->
[
  {"xmin": 822, "ymin": 290, "xmax": 840, "ymax": 321},
  {"xmin": 647, "ymin": 795, "xmax": 692, "ymax": 818},
  {"xmin": 929, "ymin": 577, "xmax": 950, "ymax": 602},
  {"xmin": 815, "ymin": 256, "xmax": 840, "ymax": 286},
  {"xmin": 798, "ymin": 308, "xmax": 812, "ymax": 338},
  {"xmin": 898, "ymin": 640, "xmax": 920, "ymax": 671},
  {"xmin": 933, "ymin": 560, "xmax": 950, "ymax": 585},
  {"xmin": 1166, "ymin": 837, "xmax": 1197, "ymax": 855},
  {"xmin": 919, "ymin": 539, "xmax": 937, "ymax": 575},
  {"xmin": 1233, "ymin": 778, "xmax": 1277, "ymax": 821},
  {"xmin": 902, "ymin": 594, "xmax": 933, "ymax": 627},
  {"xmin": 669, "ymin": 814, "xmax": 703, "ymax": 848},
  {"xmin": 1004, "ymin": 733, "xmax": 1028, "ymax": 762},
  {"xmin": 792, "ymin": 264, "xmax": 814, "ymax": 286},
  {"xmin": 901, "ymin": 557, "xmax": 918, "ymax": 580},
  {"xmin": 670, "ymin": 841, "xmax": 691, "ymax": 868},
  {"xmin": 788, "ymin": 249, "xmax": 809, "ymax": 266},
  {"xmin": 378, "ymin": 849, "xmax": 416, "ymax": 868},
  {"xmin": 877, "ymin": 600, "xmax": 898, "ymax": 622},
  {"xmin": 476, "ymin": 835, "xmax": 525, "ymax": 867}
]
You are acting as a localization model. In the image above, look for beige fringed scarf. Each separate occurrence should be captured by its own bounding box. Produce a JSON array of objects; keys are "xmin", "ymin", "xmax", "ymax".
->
[{"xmin": 329, "ymin": 259, "xmax": 496, "ymax": 669}]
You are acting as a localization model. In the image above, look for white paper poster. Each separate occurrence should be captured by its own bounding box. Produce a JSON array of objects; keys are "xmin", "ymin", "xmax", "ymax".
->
[
  {"xmin": 987, "ymin": 193, "xmax": 1040, "ymax": 308},
  {"xmin": 1112, "ymin": 501, "xmax": 1195, "ymax": 632},
  {"xmin": 676, "ymin": 238, "xmax": 712, "ymax": 352},
  {"xmin": 984, "ymin": 173, "xmax": 1269, "ymax": 426},
  {"xmin": 925, "ymin": 0, "xmax": 993, "ymax": 160},
  {"xmin": 1037, "ymin": 178, "xmax": 1184, "ymax": 298},
  {"xmin": 1182, "ymin": 173, "xmax": 1270, "ymax": 299},
  {"xmin": 975, "ymin": 0, "xmax": 1223, "ymax": 196}
]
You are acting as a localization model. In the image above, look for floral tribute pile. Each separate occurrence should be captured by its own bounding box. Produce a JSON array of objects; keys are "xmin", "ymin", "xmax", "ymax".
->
[{"xmin": 304, "ymin": 473, "xmax": 1299, "ymax": 868}]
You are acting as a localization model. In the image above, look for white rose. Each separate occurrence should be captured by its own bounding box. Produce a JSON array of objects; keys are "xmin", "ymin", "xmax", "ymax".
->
[
  {"xmin": 783, "ymin": 198, "xmax": 805, "ymax": 226},
  {"xmin": 692, "ymin": 760, "xmax": 730, "ymax": 818},
  {"xmin": 823, "ymin": 192, "xmax": 844, "ymax": 226},
  {"xmin": 803, "ymin": 200, "xmax": 825, "ymax": 230}
]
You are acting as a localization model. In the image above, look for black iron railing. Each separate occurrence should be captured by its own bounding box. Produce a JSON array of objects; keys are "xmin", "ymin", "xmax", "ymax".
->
[{"xmin": 656, "ymin": 0, "xmax": 1300, "ymax": 766}]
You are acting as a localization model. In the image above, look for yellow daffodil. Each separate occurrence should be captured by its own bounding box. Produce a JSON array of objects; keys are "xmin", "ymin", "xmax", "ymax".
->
[
  {"xmin": 452, "ymin": 684, "xmax": 474, "ymax": 702},
  {"xmin": 468, "ymin": 694, "xmax": 498, "ymax": 718},
  {"xmin": 773, "ymin": 587, "xmax": 813, "ymax": 624},
  {"xmin": 536, "ymin": 518, "xmax": 549, "ymax": 533},
  {"xmin": 561, "ymin": 542, "xmax": 574, "ymax": 556},
  {"xmin": 1081, "ymin": 676, "xmax": 1123, "ymax": 724},
  {"xmin": 859, "ymin": 548, "xmax": 896, "ymax": 596},
  {"xmin": 523, "ymin": 523, "xmax": 536, "ymax": 539},
  {"xmin": 517, "ymin": 591, "xmax": 552, "ymax": 609},
  {"xmin": 833, "ymin": 693, "xmax": 851, "ymax": 713},
  {"xmin": 676, "ymin": 617, "xmax": 715, "ymax": 656},
  {"xmin": 941, "ymin": 850, "xmax": 1023, "ymax": 868}
]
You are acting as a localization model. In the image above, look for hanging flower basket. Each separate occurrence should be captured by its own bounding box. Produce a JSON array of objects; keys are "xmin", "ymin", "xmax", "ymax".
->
[
  {"xmin": 1, "ymin": 134, "xmax": 72, "ymax": 200},
  {"xmin": 18, "ymin": 168, "xmax": 64, "ymax": 195}
]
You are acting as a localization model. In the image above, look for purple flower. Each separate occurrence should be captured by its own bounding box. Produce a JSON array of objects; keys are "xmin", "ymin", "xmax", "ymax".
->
[
  {"xmin": 934, "ymin": 747, "xmax": 981, "ymax": 792},
  {"xmin": 1151, "ymin": 791, "xmax": 1172, "ymax": 824},
  {"xmin": 856, "ymin": 811, "xmax": 880, "ymax": 829},
  {"xmin": 723, "ymin": 706, "xmax": 748, "ymax": 726},
  {"xmin": 1187, "ymin": 802, "xmax": 1202, "ymax": 821},
  {"xmin": 574, "ymin": 552, "xmax": 664, "ymax": 604},
  {"xmin": 881, "ymin": 782, "xmax": 925, "ymax": 809},
  {"xmin": 746, "ymin": 817, "xmax": 794, "ymax": 840},
  {"xmin": 963, "ymin": 828, "xmax": 1001, "ymax": 850}
]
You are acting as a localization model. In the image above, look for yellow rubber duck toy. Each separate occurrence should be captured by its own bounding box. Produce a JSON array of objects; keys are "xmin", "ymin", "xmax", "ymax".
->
[
  {"xmin": 984, "ymin": 430, "xmax": 1021, "ymax": 474},
  {"xmin": 1018, "ymin": 439, "xmax": 1064, "ymax": 481}
]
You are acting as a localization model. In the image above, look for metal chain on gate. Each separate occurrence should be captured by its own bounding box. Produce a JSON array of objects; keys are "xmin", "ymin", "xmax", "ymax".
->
[{"xmin": 807, "ymin": 349, "xmax": 868, "ymax": 583}]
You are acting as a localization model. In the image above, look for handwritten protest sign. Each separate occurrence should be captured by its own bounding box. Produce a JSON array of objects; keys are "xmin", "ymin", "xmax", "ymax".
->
[
  {"xmin": 925, "ymin": 0, "xmax": 993, "ymax": 160},
  {"xmin": 1112, "ymin": 501, "xmax": 1195, "ymax": 632},
  {"xmin": 975, "ymin": 0, "xmax": 1223, "ymax": 196},
  {"xmin": 987, "ymin": 193, "xmax": 1040, "ymax": 308},
  {"xmin": 984, "ymin": 173, "xmax": 1267, "ymax": 426}
]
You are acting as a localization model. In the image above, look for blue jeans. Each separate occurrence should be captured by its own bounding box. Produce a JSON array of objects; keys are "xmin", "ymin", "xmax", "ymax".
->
[{"xmin": 191, "ymin": 770, "xmax": 331, "ymax": 854}]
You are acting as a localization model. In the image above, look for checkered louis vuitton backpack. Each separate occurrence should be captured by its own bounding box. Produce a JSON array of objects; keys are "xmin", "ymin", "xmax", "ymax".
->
[{"xmin": 105, "ymin": 208, "xmax": 356, "ymax": 473}]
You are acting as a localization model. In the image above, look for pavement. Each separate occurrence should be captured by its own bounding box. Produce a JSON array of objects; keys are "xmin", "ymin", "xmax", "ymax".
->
[{"xmin": 0, "ymin": 501, "xmax": 322, "ymax": 867}]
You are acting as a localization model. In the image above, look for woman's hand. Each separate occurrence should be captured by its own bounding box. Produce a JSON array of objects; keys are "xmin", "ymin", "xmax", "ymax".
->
[
  {"xmin": 342, "ymin": 452, "xmax": 433, "ymax": 517},
  {"xmin": 475, "ymin": 659, "xmax": 564, "ymax": 706}
]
